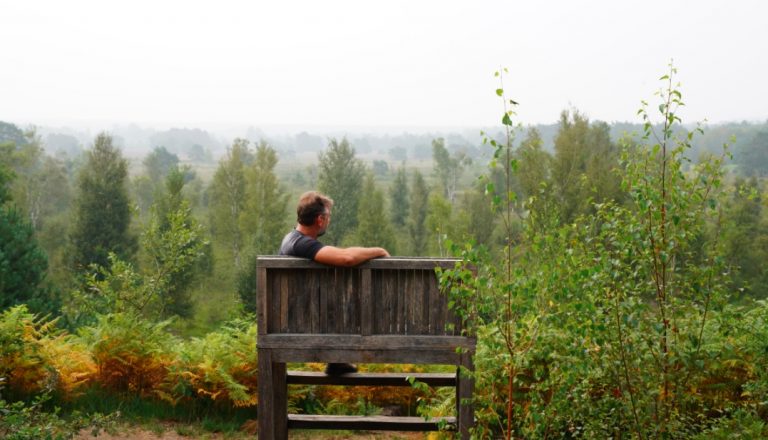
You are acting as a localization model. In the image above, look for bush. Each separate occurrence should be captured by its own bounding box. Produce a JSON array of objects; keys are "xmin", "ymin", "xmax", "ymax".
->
[
  {"xmin": 0, "ymin": 393, "xmax": 115, "ymax": 440},
  {"xmin": 166, "ymin": 317, "xmax": 258, "ymax": 407},
  {"xmin": 0, "ymin": 306, "xmax": 55, "ymax": 398},
  {"xmin": 79, "ymin": 312, "xmax": 176, "ymax": 397}
]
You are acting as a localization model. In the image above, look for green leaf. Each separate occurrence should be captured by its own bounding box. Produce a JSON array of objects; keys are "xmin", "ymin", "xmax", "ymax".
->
[
  {"xmin": 495, "ymin": 88, "xmax": 504, "ymax": 97},
  {"xmin": 502, "ymin": 113, "xmax": 513, "ymax": 126}
]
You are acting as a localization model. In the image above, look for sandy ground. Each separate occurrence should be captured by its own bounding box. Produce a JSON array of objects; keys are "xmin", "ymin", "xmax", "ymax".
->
[{"xmin": 76, "ymin": 423, "xmax": 429, "ymax": 440}]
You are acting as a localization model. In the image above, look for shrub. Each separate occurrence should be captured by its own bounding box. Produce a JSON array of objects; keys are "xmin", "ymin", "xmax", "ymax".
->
[
  {"xmin": 0, "ymin": 306, "xmax": 56, "ymax": 398},
  {"xmin": 167, "ymin": 318, "xmax": 258, "ymax": 407},
  {"xmin": 79, "ymin": 312, "xmax": 176, "ymax": 397}
]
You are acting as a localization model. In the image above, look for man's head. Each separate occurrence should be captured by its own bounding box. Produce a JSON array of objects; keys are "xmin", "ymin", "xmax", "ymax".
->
[{"xmin": 296, "ymin": 191, "xmax": 334, "ymax": 235}]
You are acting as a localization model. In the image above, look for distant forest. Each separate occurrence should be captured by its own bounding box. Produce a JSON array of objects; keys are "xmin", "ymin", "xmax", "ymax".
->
[{"xmin": 14, "ymin": 118, "xmax": 768, "ymax": 174}]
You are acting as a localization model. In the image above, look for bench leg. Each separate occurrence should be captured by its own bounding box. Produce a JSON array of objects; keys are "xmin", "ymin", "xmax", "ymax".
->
[
  {"xmin": 258, "ymin": 349, "xmax": 287, "ymax": 440},
  {"xmin": 457, "ymin": 351, "xmax": 474, "ymax": 440},
  {"xmin": 273, "ymin": 360, "xmax": 287, "ymax": 439}
]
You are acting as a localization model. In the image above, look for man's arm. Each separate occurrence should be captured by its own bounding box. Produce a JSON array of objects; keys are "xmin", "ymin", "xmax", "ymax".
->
[{"xmin": 314, "ymin": 246, "xmax": 389, "ymax": 267}]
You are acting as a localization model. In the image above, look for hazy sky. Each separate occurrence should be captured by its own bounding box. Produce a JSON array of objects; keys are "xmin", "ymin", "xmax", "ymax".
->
[{"xmin": 2, "ymin": 1, "xmax": 766, "ymax": 130}]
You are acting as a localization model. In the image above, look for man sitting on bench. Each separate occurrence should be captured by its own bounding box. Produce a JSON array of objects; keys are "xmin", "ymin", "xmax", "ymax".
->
[{"xmin": 278, "ymin": 190, "xmax": 390, "ymax": 374}]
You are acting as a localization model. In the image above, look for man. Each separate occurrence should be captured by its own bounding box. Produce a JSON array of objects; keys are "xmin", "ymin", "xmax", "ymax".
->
[{"xmin": 278, "ymin": 190, "xmax": 389, "ymax": 374}]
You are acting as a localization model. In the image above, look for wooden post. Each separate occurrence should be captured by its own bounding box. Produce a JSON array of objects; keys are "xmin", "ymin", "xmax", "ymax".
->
[
  {"xmin": 456, "ymin": 349, "xmax": 475, "ymax": 439},
  {"xmin": 257, "ymin": 348, "xmax": 273, "ymax": 439},
  {"xmin": 258, "ymin": 347, "xmax": 287, "ymax": 440},
  {"xmin": 273, "ymin": 360, "xmax": 287, "ymax": 439}
]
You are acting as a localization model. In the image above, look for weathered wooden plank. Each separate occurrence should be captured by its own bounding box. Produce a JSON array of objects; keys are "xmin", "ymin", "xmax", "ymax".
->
[
  {"xmin": 267, "ymin": 272, "xmax": 280, "ymax": 333},
  {"xmin": 428, "ymin": 273, "xmax": 445, "ymax": 335},
  {"xmin": 272, "ymin": 348, "xmax": 461, "ymax": 365},
  {"xmin": 322, "ymin": 269, "xmax": 336, "ymax": 334},
  {"xmin": 394, "ymin": 269, "xmax": 404, "ymax": 334},
  {"xmin": 287, "ymin": 415, "xmax": 456, "ymax": 431},
  {"xmin": 308, "ymin": 270, "xmax": 320, "ymax": 333},
  {"xmin": 343, "ymin": 269, "xmax": 359, "ymax": 333},
  {"xmin": 257, "ymin": 266, "xmax": 267, "ymax": 335},
  {"xmin": 257, "ymin": 256, "xmax": 460, "ymax": 270},
  {"xmin": 279, "ymin": 273, "xmax": 289, "ymax": 332},
  {"xmin": 360, "ymin": 268, "xmax": 372, "ymax": 336},
  {"xmin": 259, "ymin": 333, "xmax": 475, "ymax": 350},
  {"xmin": 372, "ymin": 270, "xmax": 388, "ymax": 334},
  {"xmin": 286, "ymin": 371, "xmax": 456, "ymax": 387},
  {"xmin": 420, "ymin": 270, "xmax": 430, "ymax": 335},
  {"xmin": 319, "ymin": 268, "xmax": 329, "ymax": 333}
]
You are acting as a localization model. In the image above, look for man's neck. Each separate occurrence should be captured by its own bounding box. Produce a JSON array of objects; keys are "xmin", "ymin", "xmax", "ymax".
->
[{"xmin": 296, "ymin": 224, "xmax": 318, "ymax": 240}]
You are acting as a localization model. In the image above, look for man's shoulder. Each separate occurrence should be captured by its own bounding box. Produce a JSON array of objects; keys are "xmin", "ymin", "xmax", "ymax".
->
[{"xmin": 279, "ymin": 229, "xmax": 324, "ymax": 259}]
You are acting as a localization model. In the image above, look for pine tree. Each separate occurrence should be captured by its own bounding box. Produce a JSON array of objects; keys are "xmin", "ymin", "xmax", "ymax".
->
[
  {"xmin": 0, "ymin": 164, "xmax": 57, "ymax": 315},
  {"xmin": 70, "ymin": 133, "xmax": 136, "ymax": 273},
  {"xmin": 0, "ymin": 207, "xmax": 55, "ymax": 314},
  {"xmin": 317, "ymin": 138, "xmax": 365, "ymax": 245}
]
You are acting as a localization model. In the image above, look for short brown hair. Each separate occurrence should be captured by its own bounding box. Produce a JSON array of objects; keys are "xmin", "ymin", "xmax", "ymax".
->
[{"xmin": 296, "ymin": 191, "xmax": 334, "ymax": 226}]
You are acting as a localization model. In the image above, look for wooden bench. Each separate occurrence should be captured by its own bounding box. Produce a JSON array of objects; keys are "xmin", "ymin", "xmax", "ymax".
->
[{"xmin": 256, "ymin": 256, "xmax": 476, "ymax": 439}]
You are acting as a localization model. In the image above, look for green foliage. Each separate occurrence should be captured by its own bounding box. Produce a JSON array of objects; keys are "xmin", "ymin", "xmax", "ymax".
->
[
  {"xmin": 347, "ymin": 174, "xmax": 396, "ymax": 252},
  {"xmin": 434, "ymin": 65, "xmax": 761, "ymax": 439},
  {"xmin": 317, "ymin": 137, "xmax": 365, "ymax": 245},
  {"xmin": 0, "ymin": 151, "xmax": 12, "ymax": 204},
  {"xmin": 143, "ymin": 146, "xmax": 180, "ymax": 185},
  {"xmin": 0, "ymin": 306, "xmax": 55, "ymax": 398},
  {"xmin": 551, "ymin": 109, "xmax": 624, "ymax": 222},
  {"xmin": 453, "ymin": 186, "xmax": 497, "ymax": 247},
  {"xmin": 692, "ymin": 410, "xmax": 767, "ymax": 439},
  {"xmin": 208, "ymin": 138, "xmax": 251, "ymax": 270},
  {"xmin": 71, "ymin": 167, "xmax": 208, "ymax": 322},
  {"xmin": 0, "ymin": 206, "xmax": 56, "ymax": 315},
  {"xmin": 80, "ymin": 311, "xmax": 176, "ymax": 397},
  {"xmin": 234, "ymin": 141, "xmax": 288, "ymax": 313},
  {"xmin": 0, "ymin": 121, "xmax": 27, "ymax": 146},
  {"xmin": 167, "ymin": 317, "xmax": 258, "ymax": 407},
  {"xmin": 721, "ymin": 178, "xmax": 768, "ymax": 298},
  {"xmin": 515, "ymin": 127, "xmax": 552, "ymax": 206},
  {"xmin": 735, "ymin": 129, "xmax": 768, "ymax": 177},
  {"xmin": 425, "ymin": 192, "xmax": 453, "ymax": 256},
  {"xmin": 406, "ymin": 169, "xmax": 429, "ymax": 255},
  {"xmin": 0, "ymin": 393, "xmax": 115, "ymax": 440},
  {"xmin": 70, "ymin": 133, "xmax": 136, "ymax": 274},
  {"xmin": 389, "ymin": 164, "xmax": 409, "ymax": 228},
  {"xmin": 432, "ymin": 137, "xmax": 470, "ymax": 203},
  {"xmin": 240, "ymin": 141, "xmax": 288, "ymax": 256}
]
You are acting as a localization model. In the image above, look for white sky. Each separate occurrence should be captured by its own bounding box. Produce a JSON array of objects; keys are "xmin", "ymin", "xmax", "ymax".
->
[{"xmin": 1, "ymin": 1, "xmax": 766, "ymax": 130}]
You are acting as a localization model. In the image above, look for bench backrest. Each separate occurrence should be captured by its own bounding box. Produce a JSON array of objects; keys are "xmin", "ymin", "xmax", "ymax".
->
[{"xmin": 257, "ymin": 257, "xmax": 462, "ymax": 337}]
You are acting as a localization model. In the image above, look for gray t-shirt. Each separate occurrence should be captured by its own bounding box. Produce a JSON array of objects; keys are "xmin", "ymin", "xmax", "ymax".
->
[{"xmin": 278, "ymin": 229, "xmax": 324, "ymax": 260}]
